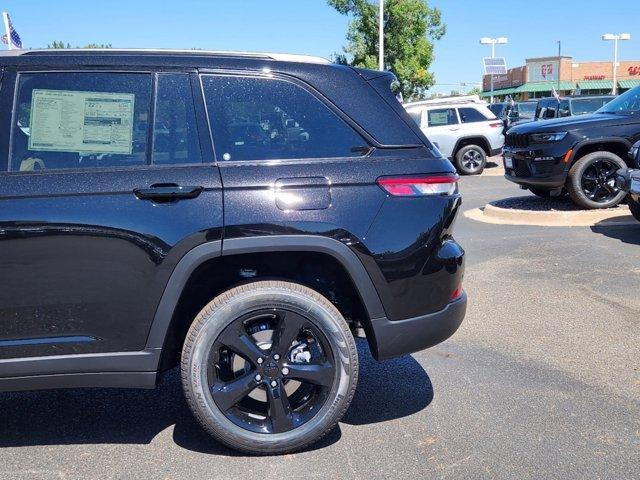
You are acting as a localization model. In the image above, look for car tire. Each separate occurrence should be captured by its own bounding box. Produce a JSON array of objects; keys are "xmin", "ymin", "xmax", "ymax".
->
[
  {"xmin": 567, "ymin": 151, "xmax": 627, "ymax": 209},
  {"xmin": 528, "ymin": 187, "xmax": 552, "ymax": 198},
  {"xmin": 455, "ymin": 145, "xmax": 486, "ymax": 175},
  {"xmin": 628, "ymin": 195, "xmax": 640, "ymax": 222},
  {"xmin": 181, "ymin": 280, "xmax": 358, "ymax": 455}
]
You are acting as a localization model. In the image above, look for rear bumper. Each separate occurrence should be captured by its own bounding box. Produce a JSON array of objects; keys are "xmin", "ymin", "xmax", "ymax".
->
[{"xmin": 370, "ymin": 292, "xmax": 467, "ymax": 360}]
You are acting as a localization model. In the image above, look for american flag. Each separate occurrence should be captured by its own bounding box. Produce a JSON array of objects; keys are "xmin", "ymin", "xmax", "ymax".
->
[{"xmin": 2, "ymin": 13, "xmax": 22, "ymax": 49}]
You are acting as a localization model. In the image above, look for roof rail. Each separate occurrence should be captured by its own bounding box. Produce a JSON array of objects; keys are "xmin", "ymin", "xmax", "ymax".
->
[
  {"xmin": 0, "ymin": 48, "xmax": 331, "ymax": 64},
  {"xmin": 404, "ymin": 95, "xmax": 487, "ymax": 108}
]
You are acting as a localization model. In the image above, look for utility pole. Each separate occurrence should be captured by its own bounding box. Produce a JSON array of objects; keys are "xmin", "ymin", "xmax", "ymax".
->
[{"xmin": 378, "ymin": 0, "xmax": 384, "ymax": 71}]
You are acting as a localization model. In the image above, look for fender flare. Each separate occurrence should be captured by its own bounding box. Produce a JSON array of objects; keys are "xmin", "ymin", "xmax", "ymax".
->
[
  {"xmin": 145, "ymin": 235, "xmax": 386, "ymax": 352},
  {"xmin": 452, "ymin": 135, "xmax": 492, "ymax": 157},
  {"xmin": 570, "ymin": 137, "xmax": 633, "ymax": 164}
]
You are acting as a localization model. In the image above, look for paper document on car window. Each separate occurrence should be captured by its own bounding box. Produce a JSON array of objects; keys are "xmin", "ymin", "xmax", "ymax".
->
[{"xmin": 28, "ymin": 89, "xmax": 135, "ymax": 154}]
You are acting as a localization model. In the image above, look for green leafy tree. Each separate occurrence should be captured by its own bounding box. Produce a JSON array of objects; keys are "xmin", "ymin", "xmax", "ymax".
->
[
  {"xmin": 47, "ymin": 41, "xmax": 112, "ymax": 49},
  {"xmin": 467, "ymin": 86, "xmax": 482, "ymax": 96},
  {"xmin": 329, "ymin": 0, "xmax": 445, "ymax": 100}
]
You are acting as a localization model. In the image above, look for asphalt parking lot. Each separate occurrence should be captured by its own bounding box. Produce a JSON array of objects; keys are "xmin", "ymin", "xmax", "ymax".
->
[{"xmin": 1, "ymin": 174, "xmax": 638, "ymax": 480}]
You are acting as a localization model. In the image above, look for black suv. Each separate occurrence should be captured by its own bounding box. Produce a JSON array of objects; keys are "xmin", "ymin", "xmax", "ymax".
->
[
  {"xmin": 0, "ymin": 50, "xmax": 466, "ymax": 454},
  {"xmin": 503, "ymin": 87, "xmax": 640, "ymax": 208}
]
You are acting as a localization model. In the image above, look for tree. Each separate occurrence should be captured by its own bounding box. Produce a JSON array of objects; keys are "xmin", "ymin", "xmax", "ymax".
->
[
  {"xmin": 47, "ymin": 41, "xmax": 112, "ymax": 49},
  {"xmin": 328, "ymin": 0, "xmax": 445, "ymax": 100},
  {"xmin": 467, "ymin": 86, "xmax": 482, "ymax": 96}
]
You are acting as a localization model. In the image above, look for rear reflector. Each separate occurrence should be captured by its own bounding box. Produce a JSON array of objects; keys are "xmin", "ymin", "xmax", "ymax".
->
[
  {"xmin": 450, "ymin": 285, "xmax": 463, "ymax": 301},
  {"xmin": 377, "ymin": 174, "xmax": 459, "ymax": 196}
]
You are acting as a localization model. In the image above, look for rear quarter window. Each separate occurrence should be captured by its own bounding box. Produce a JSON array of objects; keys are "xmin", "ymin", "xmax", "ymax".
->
[
  {"xmin": 201, "ymin": 75, "xmax": 367, "ymax": 162},
  {"xmin": 458, "ymin": 107, "xmax": 490, "ymax": 123}
]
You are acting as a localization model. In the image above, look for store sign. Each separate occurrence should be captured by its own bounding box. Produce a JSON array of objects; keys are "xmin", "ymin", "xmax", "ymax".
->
[
  {"xmin": 628, "ymin": 66, "xmax": 640, "ymax": 76},
  {"xmin": 528, "ymin": 60, "xmax": 559, "ymax": 82},
  {"xmin": 584, "ymin": 75, "xmax": 605, "ymax": 80}
]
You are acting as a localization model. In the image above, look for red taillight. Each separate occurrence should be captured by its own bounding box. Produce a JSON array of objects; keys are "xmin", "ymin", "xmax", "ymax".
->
[
  {"xmin": 450, "ymin": 285, "xmax": 463, "ymax": 301},
  {"xmin": 489, "ymin": 122, "xmax": 503, "ymax": 128},
  {"xmin": 377, "ymin": 174, "xmax": 459, "ymax": 197}
]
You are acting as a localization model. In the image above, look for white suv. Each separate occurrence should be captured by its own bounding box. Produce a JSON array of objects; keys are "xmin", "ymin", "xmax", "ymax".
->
[{"xmin": 405, "ymin": 96, "xmax": 504, "ymax": 175}]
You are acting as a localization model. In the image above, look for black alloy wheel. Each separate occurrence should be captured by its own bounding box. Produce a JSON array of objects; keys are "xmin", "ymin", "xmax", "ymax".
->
[
  {"xmin": 209, "ymin": 308, "xmax": 335, "ymax": 434},
  {"xmin": 580, "ymin": 159, "xmax": 621, "ymax": 203},
  {"xmin": 181, "ymin": 281, "xmax": 358, "ymax": 455},
  {"xmin": 567, "ymin": 151, "xmax": 627, "ymax": 209}
]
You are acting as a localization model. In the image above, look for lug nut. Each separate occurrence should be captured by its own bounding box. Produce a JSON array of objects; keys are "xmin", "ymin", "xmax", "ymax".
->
[
  {"xmin": 273, "ymin": 354, "xmax": 280, "ymax": 360},
  {"xmin": 270, "ymin": 380, "xmax": 277, "ymax": 387},
  {"xmin": 257, "ymin": 358, "xmax": 263, "ymax": 364},
  {"xmin": 255, "ymin": 374, "xmax": 262, "ymax": 381},
  {"xmin": 282, "ymin": 367, "xmax": 289, "ymax": 375}
]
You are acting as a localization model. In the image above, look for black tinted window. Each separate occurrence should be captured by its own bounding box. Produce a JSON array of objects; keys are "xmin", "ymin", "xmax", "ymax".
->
[
  {"xmin": 559, "ymin": 100, "xmax": 571, "ymax": 117},
  {"xmin": 458, "ymin": 107, "xmax": 488, "ymax": 123},
  {"xmin": 201, "ymin": 75, "xmax": 366, "ymax": 161},
  {"xmin": 12, "ymin": 72, "xmax": 151, "ymax": 171},
  {"xmin": 427, "ymin": 108, "xmax": 458, "ymax": 126},
  {"xmin": 153, "ymin": 74, "xmax": 202, "ymax": 165}
]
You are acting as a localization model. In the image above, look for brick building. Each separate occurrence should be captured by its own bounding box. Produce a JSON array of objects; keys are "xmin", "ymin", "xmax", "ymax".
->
[{"xmin": 481, "ymin": 55, "xmax": 640, "ymax": 101}]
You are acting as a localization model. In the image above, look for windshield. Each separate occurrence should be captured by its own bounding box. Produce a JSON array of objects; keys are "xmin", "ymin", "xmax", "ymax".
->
[
  {"xmin": 572, "ymin": 97, "xmax": 614, "ymax": 115},
  {"xmin": 518, "ymin": 102, "xmax": 536, "ymax": 119},
  {"xmin": 597, "ymin": 87, "xmax": 640, "ymax": 114},
  {"xmin": 488, "ymin": 104, "xmax": 505, "ymax": 117}
]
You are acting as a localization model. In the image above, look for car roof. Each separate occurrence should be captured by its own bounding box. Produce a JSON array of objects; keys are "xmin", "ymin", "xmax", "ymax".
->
[{"xmin": 0, "ymin": 48, "xmax": 331, "ymax": 64}]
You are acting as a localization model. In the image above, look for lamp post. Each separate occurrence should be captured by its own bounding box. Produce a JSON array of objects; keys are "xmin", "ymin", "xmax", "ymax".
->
[
  {"xmin": 480, "ymin": 36, "xmax": 507, "ymax": 103},
  {"xmin": 602, "ymin": 33, "xmax": 631, "ymax": 95}
]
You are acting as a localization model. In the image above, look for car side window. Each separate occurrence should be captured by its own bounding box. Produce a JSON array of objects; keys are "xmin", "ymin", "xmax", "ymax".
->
[
  {"xmin": 458, "ymin": 107, "xmax": 488, "ymax": 123},
  {"xmin": 427, "ymin": 108, "xmax": 458, "ymax": 127},
  {"xmin": 201, "ymin": 75, "xmax": 367, "ymax": 162},
  {"xmin": 544, "ymin": 100, "xmax": 558, "ymax": 119},
  {"xmin": 152, "ymin": 74, "xmax": 202, "ymax": 165},
  {"xmin": 559, "ymin": 100, "xmax": 571, "ymax": 117},
  {"xmin": 11, "ymin": 72, "xmax": 152, "ymax": 172}
]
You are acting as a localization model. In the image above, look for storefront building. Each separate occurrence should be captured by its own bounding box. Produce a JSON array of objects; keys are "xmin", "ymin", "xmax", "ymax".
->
[{"xmin": 481, "ymin": 55, "xmax": 640, "ymax": 101}]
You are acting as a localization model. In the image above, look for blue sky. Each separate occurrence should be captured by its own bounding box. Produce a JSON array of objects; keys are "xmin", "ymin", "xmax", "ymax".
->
[{"xmin": 3, "ymin": 0, "xmax": 640, "ymax": 94}]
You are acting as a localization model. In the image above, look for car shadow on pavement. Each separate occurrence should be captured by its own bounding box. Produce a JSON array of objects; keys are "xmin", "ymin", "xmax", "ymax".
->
[
  {"xmin": 591, "ymin": 219, "xmax": 640, "ymax": 244},
  {"xmin": 0, "ymin": 340, "xmax": 432, "ymax": 455}
]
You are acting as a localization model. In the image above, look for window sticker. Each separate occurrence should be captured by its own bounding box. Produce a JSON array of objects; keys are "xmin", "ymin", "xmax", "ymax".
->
[{"xmin": 28, "ymin": 89, "xmax": 135, "ymax": 154}]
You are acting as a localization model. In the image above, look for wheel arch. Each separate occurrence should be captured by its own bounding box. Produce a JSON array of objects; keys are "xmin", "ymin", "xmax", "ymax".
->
[
  {"xmin": 453, "ymin": 135, "xmax": 491, "ymax": 157},
  {"xmin": 570, "ymin": 138, "xmax": 633, "ymax": 166},
  {"xmin": 145, "ymin": 236, "xmax": 387, "ymax": 370}
]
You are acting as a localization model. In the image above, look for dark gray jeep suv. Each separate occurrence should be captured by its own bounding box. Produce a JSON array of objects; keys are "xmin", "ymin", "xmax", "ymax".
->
[{"xmin": 0, "ymin": 49, "xmax": 466, "ymax": 454}]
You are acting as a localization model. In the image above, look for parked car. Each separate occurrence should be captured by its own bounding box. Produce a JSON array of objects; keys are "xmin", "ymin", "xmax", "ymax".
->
[
  {"xmin": 615, "ymin": 168, "xmax": 640, "ymax": 222},
  {"xmin": 489, "ymin": 100, "xmax": 538, "ymax": 130},
  {"xmin": 405, "ymin": 95, "xmax": 504, "ymax": 175},
  {"xmin": 614, "ymin": 140, "xmax": 640, "ymax": 221},
  {"xmin": 0, "ymin": 49, "xmax": 466, "ymax": 455},
  {"xmin": 512, "ymin": 95, "xmax": 615, "ymax": 127},
  {"xmin": 503, "ymin": 87, "xmax": 640, "ymax": 209}
]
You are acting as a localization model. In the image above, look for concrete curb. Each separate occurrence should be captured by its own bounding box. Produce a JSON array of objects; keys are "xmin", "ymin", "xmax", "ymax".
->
[{"xmin": 464, "ymin": 200, "xmax": 637, "ymax": 227}]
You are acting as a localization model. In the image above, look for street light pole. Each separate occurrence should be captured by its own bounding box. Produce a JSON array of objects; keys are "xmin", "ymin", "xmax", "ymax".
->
[
  {"xmin": 480, "ymin": 37, "xmax": 507, "ymax": 103},
  {"xmin": 379, "ymin": 0, "xmax": 384, "ymax": 71},
  {"xmin": 602, "ymin": 33, "xmax": 631, "ymax": 95}
]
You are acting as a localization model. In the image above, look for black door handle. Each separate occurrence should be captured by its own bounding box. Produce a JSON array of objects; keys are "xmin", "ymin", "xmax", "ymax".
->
[{"xmin": 133, "ymin": 183, "xmax": 203, "ymax": 201}]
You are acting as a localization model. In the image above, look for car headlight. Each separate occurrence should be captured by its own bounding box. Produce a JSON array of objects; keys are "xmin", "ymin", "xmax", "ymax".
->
[{"xmin": 529, "ymin": 132, "xmax": 568, "ymax": 143}]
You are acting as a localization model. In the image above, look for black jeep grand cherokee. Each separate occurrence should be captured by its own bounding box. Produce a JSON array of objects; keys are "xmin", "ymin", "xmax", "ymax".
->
[
  {"xmin": 504, "ymin": 87, "xmax": 640, "ymax": 209},
  {"xmin": 0, "ymin": 49, "xmax": 466, "ymax": 454}
]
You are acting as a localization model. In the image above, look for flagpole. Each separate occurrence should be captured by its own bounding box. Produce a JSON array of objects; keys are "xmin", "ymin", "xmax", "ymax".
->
[
  {"xmin": 378, "ymin": 0, "xmax": 384, "ymax": 71},
  {"xmin": 2, "ymin": 12, "xmax": 12, "ymax": 50}
]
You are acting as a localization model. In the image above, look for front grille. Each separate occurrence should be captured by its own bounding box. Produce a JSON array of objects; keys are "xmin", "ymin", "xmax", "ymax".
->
[{"xmin": 505, "ymin": 132, "xmax": 529, "ymax": 148}]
